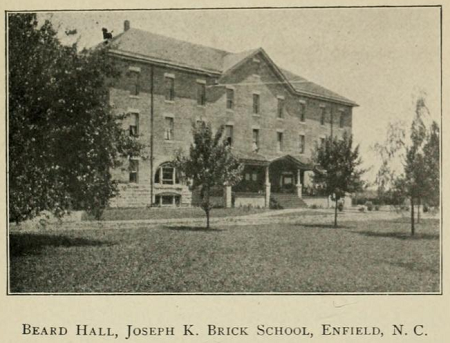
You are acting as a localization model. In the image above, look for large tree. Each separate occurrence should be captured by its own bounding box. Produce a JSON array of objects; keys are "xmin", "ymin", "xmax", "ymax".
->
[
  {"xmin": 394, "ymin": 97, "xmax": 440, "ymax": 235},
  {"xmin": 312, "ymin": 132, "xmax": 365, "ymax": 227},
  {"xmin": 8, "ymin": 13, "xmax": 141, "ymax": 222},
  {"xmin": 174, "ymin": 122, "xmax": 243, "ymax": 229}
]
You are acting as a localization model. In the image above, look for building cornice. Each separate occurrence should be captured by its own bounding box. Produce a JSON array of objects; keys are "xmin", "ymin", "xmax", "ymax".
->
[{"xmin": 109, "ymin": 49, "xmax": 222, "ymax": 77}]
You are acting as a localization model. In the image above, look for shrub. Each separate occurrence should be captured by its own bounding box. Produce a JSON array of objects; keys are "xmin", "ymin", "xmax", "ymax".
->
[
  {"xmin": 365, "ymin": 201, "xmax": 373, "ymax": 211},
  {"xmin": 337, "ymin": 202, "xmax": 344, "ymax": 212},
  {"xmin": 375, "ymin": 205, "xmax": 380, "ymax": 211},
  {"xmin": 310, "ymin": 204, "xmax": 318, "ymax": 209},
  {"xmin": 358, "ymin": 206, "xmax": 365, "ymax": 212},
  {"xmin": 423, "ymin": 204, "xmax": 429, "ymax": 213},
  {"xmin": 269, "ymin": 197, "xmax": 282, "ymax": 209}
]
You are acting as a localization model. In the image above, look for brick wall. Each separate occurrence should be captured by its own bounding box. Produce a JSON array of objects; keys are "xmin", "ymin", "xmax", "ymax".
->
[{"xmin": 108, "ymin": 53, "xmax": 353, "ymax": 208}]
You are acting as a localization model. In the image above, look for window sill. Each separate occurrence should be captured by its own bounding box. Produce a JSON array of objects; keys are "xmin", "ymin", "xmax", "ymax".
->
[
  {"xmin": 164, "ymin": 139, "xmax": 175, "ymax": 143},
  {"xmin": 165, "ymin": 100, "xmax": 175, "ymax": 104},
  {"xmin": 129, "ymin": 95, "xmax": 140, "ymax": 99}
]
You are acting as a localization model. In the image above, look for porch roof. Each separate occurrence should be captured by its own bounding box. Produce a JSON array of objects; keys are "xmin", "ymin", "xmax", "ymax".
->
[
  {"xmin": 234, "ymin": 150, "xmax": 314, "ymax": 170},
  {"xmin": 233, "ymin": 150, "xmax": 270, "ymax": 166},
  {"xmin": 270, "ymin": 154, "xmax": 314, "ymax": 170}
]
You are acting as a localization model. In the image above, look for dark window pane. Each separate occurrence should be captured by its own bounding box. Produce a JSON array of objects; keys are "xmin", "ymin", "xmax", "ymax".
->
[
  {"xmin": 165, "ymin": 77, "xmax": 175, "ymax": 101},
  {"xmin": 197, "ymin": 83, "xmax": 206, "ymax": 106},
  {"xmin": 277, "ymin": 98, "xmax": 284, "ymax": 118},
  {"xmin": 253, "ymin": 94, "xmax": 260, "ymax": 114},
  {"xmin": 226, "ymin": 88, "xmax": 234, "ymax": 109},
  {"xmin": 162, "ymin": 196, "xmax": 173, "ymax": 205},
  {"xmin": 130, "ymin": 71, "xmax": 140, "ymax": 96},
  {"xmin": 162, "ymin": 167, "xmax": 174, "ymax": 184}
]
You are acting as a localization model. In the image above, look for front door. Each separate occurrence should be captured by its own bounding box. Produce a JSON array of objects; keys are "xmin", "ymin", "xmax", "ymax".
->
[{"xmin": 281, "ymin": 173, "xmax": 294, "ymax": 192}]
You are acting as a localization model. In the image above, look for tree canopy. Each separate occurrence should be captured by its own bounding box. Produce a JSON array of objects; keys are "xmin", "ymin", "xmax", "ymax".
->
[
  {"xmin": 312, "ymin": 132, "xmax": 365, "ymax": 227},
  {"xmin": 8, "ymin": 13, "xmax": 141, "ymax": 222},
  {"xmin": 373, "ymin": 95, "xmax": 440, "ymax": 235},
  {"xmin": 174, "ymin": 122, "xmax": 243, "ymax": 228}
]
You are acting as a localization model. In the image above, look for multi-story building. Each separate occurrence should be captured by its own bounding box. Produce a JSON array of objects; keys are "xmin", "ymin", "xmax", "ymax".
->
[{"xmin": 107, "ymin": 21, "xmax": 358, "ymax": 208}]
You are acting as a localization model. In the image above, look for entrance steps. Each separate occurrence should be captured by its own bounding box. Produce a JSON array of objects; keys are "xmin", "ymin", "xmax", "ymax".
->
[{"xmin": 270, "ymin": 193, "xmax": 308, "ymax": 209}]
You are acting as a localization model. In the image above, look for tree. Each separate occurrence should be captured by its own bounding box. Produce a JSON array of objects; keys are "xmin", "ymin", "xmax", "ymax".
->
[
  {"xmin": 392, "ymin": 96, "xmax": 439, "ymax": 235},
  {"xmin": 372, "ymin": 121, "xmax": 406, "ymax": 205},
  {"xmin": 422, "ymin": 121, "xmax": 440, "ymax": 207},
  {"xmin": 8, "ymin": 13, "xmax": 141, "ymax": 223},
  {"xmin": 174, "ymin": 122, "xmax": 243, "ymax": 229},
  {"xmin": 312, "ymin": 132, "xmax": 365, "ymax": 227}
]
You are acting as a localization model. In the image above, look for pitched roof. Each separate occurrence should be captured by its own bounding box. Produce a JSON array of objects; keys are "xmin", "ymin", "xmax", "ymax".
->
[
  {"xmin": 108, "ymin": 28, "xmax": 357, "ymax": 106},
  {"xmin": 279, "ymin": 68, "xmax": 357, "ymax": 106},
  {"xmin": 109, "ymin": 28, "xmax": 227, "ymax": 73}
]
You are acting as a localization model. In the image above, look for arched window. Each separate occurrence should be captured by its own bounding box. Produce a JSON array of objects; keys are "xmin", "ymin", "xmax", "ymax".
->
[{"xmin": 154, "ymin": 163, "xmax": 180, "ymax": 185}]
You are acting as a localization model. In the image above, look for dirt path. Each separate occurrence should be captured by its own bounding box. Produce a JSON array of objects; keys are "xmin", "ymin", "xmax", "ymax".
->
[{"xmin": 10, "ymin": 208, "xmax": 435, "ymax": 232}]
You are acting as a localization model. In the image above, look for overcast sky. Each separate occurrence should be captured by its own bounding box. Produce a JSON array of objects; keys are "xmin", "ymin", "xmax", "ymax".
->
[{"xmin": 42, "ymin": 7, "xmax": 441, "ymax": 183}]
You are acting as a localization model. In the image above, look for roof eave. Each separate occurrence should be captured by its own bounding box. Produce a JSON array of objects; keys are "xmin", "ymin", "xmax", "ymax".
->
[
  {"xmin": 108, "ymin": 49, "xmax": 223, "ymax": 76},
  {"xmin": 293, "ymin": 90, "xmax": 359, "ymax": 107}
]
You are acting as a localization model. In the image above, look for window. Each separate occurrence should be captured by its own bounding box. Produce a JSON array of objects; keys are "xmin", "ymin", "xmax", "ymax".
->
[
  {"xmin": 225, "ymin": 125, "xmax": 233, "ymax": 146},
  {"xmin": 154, "ymin": 164, "xmax": 179, "ymax": 185},
  {"xmin": 129, "ymin": 71, "xmax": 140, "ymax": 96},
  {"xmin": 277, "ymin": 132, "xmax": 283, "ymax": 152},
  {"xmin": 164, "ymin": 77, "xmax": 175, "ymax": 101},
  {"xmin": 252, "ymin": 129, "xmax": 259, "ymax": 151},
  {"xmin": 277, "ymin": 98, "xmax": 284, "ymax": 118},
  {"xmin": 129, "ymin": 159, "xmax": 138, "ymax": 183},
  {"xmin": 299, "ymin": 134, "xmax": 305, "ymax": 154},
  {"xmin": 129, "ymin": 113, "xmax": 139, "ymax": 137},
  {"xmin": 164, "ymin": 117, "xmax": 174, "ymax": 140},
  {"xmin": 339, "ymin": 112, "xmax": 345, "ymax": 128},
  {"xmin": 253, "ymin": 94, "xmax": 260, "ymax": 114},
  {"xmin": 155, "ymin": 195, "xmax": 181, "ymax": 207},
  {"xmin": 226, "ymin": 88, "xmax": 234, "ymax": 110},
  {"xmin": 320, "ymin": 107, "xmax": 326, "ymax": 125},
  {"xmin": 299, "ymin": 102, "xmax": 306, "ymax": 122},
  {"xmin": 320, "ymin": 137, "xmax": 325, "ymax": 147},
  {"xmin": 253, "ymin": 58, "xmax": 261, "ymax": 74},
  {"xmin": 197, "ymin": 82, "xmax": 206, "ymax": 106}
]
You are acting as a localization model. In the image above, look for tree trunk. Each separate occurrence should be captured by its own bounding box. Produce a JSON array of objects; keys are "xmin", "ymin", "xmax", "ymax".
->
[
  {"xmin": 417, "ymin": 198, "xmax": 421, "ymax": 223},
  {"xmin": 206, "ymin": 209, "xmax": 210, "ymax": 229},
  {"xmin": 334, "ymin": 198, "xmax": 338, "ymax": 228},
  {"xmin": 410, "ymin": 197, "xmax": 415, "ymax": 236},
  {"xmin": 204, "ymin": 186, "xmax": 211, "ymax": 229}
]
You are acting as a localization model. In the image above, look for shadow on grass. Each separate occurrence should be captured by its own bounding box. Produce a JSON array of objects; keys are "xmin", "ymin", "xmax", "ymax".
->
[
  {"xmin": 295, "ymin": 223, "xmax": 354, "ymax": 230},
  {"xmin": 165, "ymin": 226, "xmax": 225, "ymax": 232},
  {"xmin": 10, "ymin": 233, "xmax": 114, "ymax": 257},
  {"xmin": 355, "ymin": 231, "xmax": 439, "ymax": 240}
]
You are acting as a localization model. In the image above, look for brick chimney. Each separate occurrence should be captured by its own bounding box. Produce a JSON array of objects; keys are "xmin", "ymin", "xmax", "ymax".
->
[{"xmin": 124, "ymin": 20, "xmax": 130, "ymax": 32}]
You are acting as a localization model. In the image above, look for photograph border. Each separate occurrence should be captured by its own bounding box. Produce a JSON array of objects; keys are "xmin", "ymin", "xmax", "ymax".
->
[{"xmin": 5, "ymin": 4, "xmax": 443, "ymax": 296}]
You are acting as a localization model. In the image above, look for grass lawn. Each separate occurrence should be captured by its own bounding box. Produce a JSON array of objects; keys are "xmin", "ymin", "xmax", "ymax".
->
[
  {"xmin": 84, "ymin": 206, "xmax": 270, "ymax": 221},
  {"xmin": 9, "ymin": 218, "xmax": 440, "ymax": 293}
]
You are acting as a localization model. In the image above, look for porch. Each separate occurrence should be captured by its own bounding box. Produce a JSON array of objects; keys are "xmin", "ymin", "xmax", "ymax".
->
[{"xmin": 228, "ymin": 153, "xmax": 313, "ymax": 209}]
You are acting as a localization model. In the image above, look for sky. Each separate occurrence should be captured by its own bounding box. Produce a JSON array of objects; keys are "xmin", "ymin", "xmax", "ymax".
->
[{"xmin": 41, "ymin": 7, "xmax": 441, "ymax": 184}]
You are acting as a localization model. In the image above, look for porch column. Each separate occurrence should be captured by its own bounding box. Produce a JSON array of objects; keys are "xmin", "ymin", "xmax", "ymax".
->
[
  {"xmin": 265, "ymin": 165, "xmax": 271, "ymax": 208},
  {"xmin": 296, "ymin": 169, "xmax": 303, "ymax": 199},
  {"xmin": 224, "ymin": 185, "xmax": 232, "ymax": 208}
]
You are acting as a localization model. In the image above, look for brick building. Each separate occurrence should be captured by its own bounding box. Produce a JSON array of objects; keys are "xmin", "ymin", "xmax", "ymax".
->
[{"xmin": 107, "ymin": 21, "xmax": 358, "ymax": 208}]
